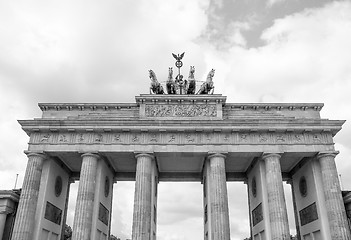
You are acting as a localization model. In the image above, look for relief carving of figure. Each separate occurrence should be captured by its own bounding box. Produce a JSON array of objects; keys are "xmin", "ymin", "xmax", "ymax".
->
[
  {"xmin": 186, "ymin": 66, "xmax": 196, "ymax": 94},
  {"xmin": 114, "ymin": 134, "xmax": 121, "ymax": 142},
  {"xmin": 78, "ymin": 134, "xmax": 84, "ymax": 142},
  {"xmin": 197, "ymin": 69, "xmax": 215, "ymax": 94},
  {"xmin": 168, "ymin": 134, "xmax": 176, "ymax": 142},
  {"xmin": 40, "ymin": 134, "xmax": 51, "ymax": 142},
  {"xmin": 149, "ymin": 70, "xmax": 164, "ymax": 94},
  {"xmin": 59, "ymin": 134, "xmax": 68, "ymax": 142},
  {"xmin": 95, "ymin": 134, "xmax": 103, "ymax": 142},
  {"xmin": 166, "ymin": 67, "xmax": 176, "ymax": 94}
]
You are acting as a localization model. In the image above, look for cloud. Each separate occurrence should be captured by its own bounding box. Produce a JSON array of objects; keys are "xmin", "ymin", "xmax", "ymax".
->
[
  {"xmin": 205, "ymin": 1, "xmax": 351, "ymax": 103},
  {"xmin": 0, "ymin": 0, "xmax": 210, "ymax": 104},
  {"xmin": 266, "ymin": 0, "xmax": 287, "ymax": 7}
]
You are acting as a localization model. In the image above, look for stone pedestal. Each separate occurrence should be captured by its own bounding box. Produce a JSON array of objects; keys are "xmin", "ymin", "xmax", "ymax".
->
[
  {"xmin": 11, "ymin": 152, "xmax": 46, "ymax": 240},
  {"xmin": 132, "ymin": 153, "xmax": 158, "ymax": 240},
  {"xmin": 72, "ymin": 153, "xmax": 99, "ymax": 240},
  {"xmin": 203, "ymin": 153, "xmax": 230, "ymax": 240},
  {"xmin": 263, "ymin": 153, "xmax": 290, "ymax": 240},
  {"xmin": 318, "ymin": 151, "xmax": 351, "ymax": 239}
]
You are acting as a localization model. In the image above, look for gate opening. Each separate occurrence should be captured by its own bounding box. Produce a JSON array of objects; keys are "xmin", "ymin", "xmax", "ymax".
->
[
  {"xmin": 227, "ymin": 182, "xmax": 250, "ymax": 240},
  {"xmin": 157, "ymin": 182, "xmax": 203, "ymax": 240}
]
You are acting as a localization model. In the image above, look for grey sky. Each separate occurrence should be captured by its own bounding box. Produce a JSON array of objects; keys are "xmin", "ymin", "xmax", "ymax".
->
[
  {"xmin": 203, "ymin": 0, "xmax": 334, "ymax": 48},
  {"xmin": 1, "ymin": 0, "xmax": 351, "ymax": 240}
]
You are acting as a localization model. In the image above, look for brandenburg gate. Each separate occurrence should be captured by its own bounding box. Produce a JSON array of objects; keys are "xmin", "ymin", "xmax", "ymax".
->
[{"xmin": 10, "ymin": 57, "xmax": 351, "ymax": 240}]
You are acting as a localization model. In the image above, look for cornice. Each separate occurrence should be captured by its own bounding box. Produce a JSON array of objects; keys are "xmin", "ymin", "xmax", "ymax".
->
[
  {"xmin": 38, "ymin": 102, "xmax": 324, "ymax": 112},
  {"xmin": 136, "ymin": 94, "xmax": 227, "ymax": 104},
  {"xmin": 0, "ymin": 190, "xmax": 20, "ymax": 202},
  {"xmin": 38, "ymin": 103, "xmax": 139, "ymax": 111},
  {"xmin": 224, "ymin": 103, "xmax": 324, "ymax": 111},
  {"xmin": 18, "ymin": 118, "xmax": 345, "ymax": 127},
  {"xmin": 18, "ymin": 119, "xmax": 344, "ymax": 136}
]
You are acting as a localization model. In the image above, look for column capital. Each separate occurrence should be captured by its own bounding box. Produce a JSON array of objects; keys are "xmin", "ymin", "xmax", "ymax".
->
[
  {"xmin": 316, "ymin": 151, "xmax": 339, "ymax": 159},
  {"xmin": 24, "ymin": 151, "xmax": 47, "ymax": 159},
  {"xmin": 207, "ymin": 152, "xmax": 227, "ymax": 160},
  {"xmin": 134, "ymin": 152, "xmax": 155, "ymax": 160},
  {"xmin": 0, "ymin": 210, "xmax": 11, "ymax": 215},
  {"xmin": 261, "ymin": 152, "xmax": 282, "ymax": 161},
  {"xmin": 80, "ymin": 152, "xmax": 100, "ymax": 159}
]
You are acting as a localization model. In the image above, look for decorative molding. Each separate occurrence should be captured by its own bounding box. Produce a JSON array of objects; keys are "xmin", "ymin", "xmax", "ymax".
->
[
  {"xmin": 29, "ymin": 131, "xmax": 334, "ymax": 146},
  {"xmin": 54, "ymin": 176, "xmax": 63, "ymax": 197},
  {"xmin": 39, "ymin": 103, "xmax": 138, "ymax": 111},
  {"xmin": 135, "ymin": 94, "xmax": 227, "ymax": 105},
  {"xmin": 225, "ymin": 103, "xmax": 324, "ymax": 111},
  {"xmin": 145, "ymin": 104, "xmax": 217, "ymax": 117},
  {"xmin": 299, "ymin": 176, "xmax": 307, "ymax": 197},
  {"xmin": 316, "ymin": 151, "xmax": 339, "ymax": 159}
]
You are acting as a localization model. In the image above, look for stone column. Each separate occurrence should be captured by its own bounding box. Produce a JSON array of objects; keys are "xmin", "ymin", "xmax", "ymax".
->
[
  {"xmin": 72, "ymin": 153, "xmax": 99, "ymax": 240},
  {"xmin": 11, "ymin": 152, "xmax": 46, "ymax": 240},
  {"xmin": 207, "ymin": 153, "xmax": 230, "ymax": 240},
  {"xmin": 132, "ymin": 153, "xmax": 154, "ymax": 240},
  {"xmin": 262, "ymin": 153, "xmax": 290, "ymax": 240},
  {"xmin": 317, "ymin": 151, "xmax": 351, "ymax": 239},
  {"xmin": 0, "ymin": 211, "xmax": 8, "ymax": 240}
]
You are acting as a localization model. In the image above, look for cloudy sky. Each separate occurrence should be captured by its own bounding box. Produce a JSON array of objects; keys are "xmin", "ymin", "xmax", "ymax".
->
[{"xmin": 1, "ymin": 0, "xmax": 351, "ymax": 239}]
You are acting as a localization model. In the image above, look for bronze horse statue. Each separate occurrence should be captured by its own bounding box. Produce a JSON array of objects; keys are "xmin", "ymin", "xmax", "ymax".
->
[
  {"xmin": 149, "ymin": 70, "xmax": 164, "ymax": 94},
  {"xmin": 166, "ymin": 67, "xmax": 176, "ymax": 94},
  {"xmin": 186, "ymin": 66, "xmax": 196, "ymax": 94},
  {"xmin": 197, "ymin": 69, "xmax": 215, "ymax": 94}
]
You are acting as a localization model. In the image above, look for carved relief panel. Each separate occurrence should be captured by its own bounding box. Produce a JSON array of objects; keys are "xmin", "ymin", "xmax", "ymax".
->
[{"xmin": 29, "ymin": 131, "xmax": 334, "ymax": 146}]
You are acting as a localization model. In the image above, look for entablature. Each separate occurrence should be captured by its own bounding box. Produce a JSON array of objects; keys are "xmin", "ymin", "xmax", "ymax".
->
[{"xmin": 18, "ymin": 118, "xmax": 345, "ymax": 137}]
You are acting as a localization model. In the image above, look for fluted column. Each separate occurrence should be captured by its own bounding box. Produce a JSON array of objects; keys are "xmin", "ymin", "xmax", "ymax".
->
[
  {"xmin": 318, "ymin": 151, "xmax": 351, "ymax": 239},
  {"xmin": 208, "ymin": 153, "xmax": 230, "ymax": 240},
  {"xmin": 132, "ymin": 153, "xmax": 154, "ymax": 240},
  {"xmin": 263, "ymin": 153, "xmax": 290, "ymax": 240},
  {"xmin": 11, "ymin": 152, "xmax": 46, "ymax": 240},
  {"xmin": 0, "ymin": 211, "xmax": 8, "ymax": 240},
  {"xmin": 72, "ymin": 153, "xmax": 99, "ymax": 240}
]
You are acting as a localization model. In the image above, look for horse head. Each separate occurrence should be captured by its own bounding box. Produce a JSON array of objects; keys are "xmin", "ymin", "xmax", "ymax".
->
[
  {"xmin": 168, "ymin": 67, "xmax": 173, "ymax": 82},
  {"xmin": 149, "ymin": 69, "xmax": 157, "ymax": 83},
  {"xmin": 206, "ymin": 69, "xmax": 215, "ymax": 83}
]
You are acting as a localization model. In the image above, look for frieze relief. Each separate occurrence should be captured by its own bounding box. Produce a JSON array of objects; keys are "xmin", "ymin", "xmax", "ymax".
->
[
  {"xmin": 30, "ymin": 131, "xmax": 333, "ymax": 145},
  {"xmin": 145, "ymin": 104, "xmax": 217, "ymax": 117}
]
